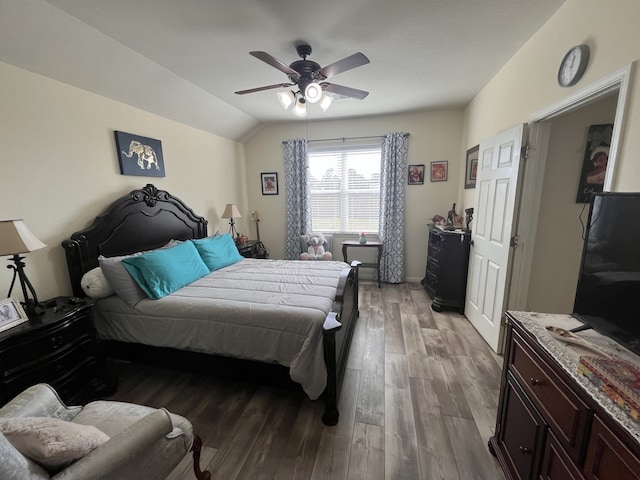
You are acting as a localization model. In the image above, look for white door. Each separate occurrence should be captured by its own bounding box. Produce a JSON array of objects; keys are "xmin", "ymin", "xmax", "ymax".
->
[{"xmin": 465, "ymin": 124, "xmax": 527, "ymax": 353}]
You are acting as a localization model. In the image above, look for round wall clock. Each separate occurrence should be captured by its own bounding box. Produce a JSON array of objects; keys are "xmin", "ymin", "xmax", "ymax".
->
[{"xmin": 558, "ymin": 44, "xmax": 590, "ymax": 87}]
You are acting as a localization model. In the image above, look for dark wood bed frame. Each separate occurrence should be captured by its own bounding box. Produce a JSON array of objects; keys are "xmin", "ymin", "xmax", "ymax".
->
[{"xmin": 62, "ymin": 184, "xmax": 359, "ymax": 426}]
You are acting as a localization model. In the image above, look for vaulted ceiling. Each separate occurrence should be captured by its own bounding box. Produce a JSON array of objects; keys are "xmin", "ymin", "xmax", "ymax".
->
[{"xmin": 0, "ymin": 0, "xmax": 565, "ymax": 140}]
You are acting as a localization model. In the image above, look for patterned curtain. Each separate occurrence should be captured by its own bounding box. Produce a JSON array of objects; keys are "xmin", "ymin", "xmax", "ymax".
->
[
  {"xmin": 283, "ymin": 138, "xmax": 311, "ymax": 259},
  {"xmin": 379, "ymin": 132, "xmax": 408, "ymax": 283}
]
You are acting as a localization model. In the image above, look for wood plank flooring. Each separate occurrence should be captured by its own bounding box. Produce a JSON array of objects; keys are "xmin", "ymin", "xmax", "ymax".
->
[{"xmin": 104, "ymin": 282, "xmax": 506, "ymax": 480}]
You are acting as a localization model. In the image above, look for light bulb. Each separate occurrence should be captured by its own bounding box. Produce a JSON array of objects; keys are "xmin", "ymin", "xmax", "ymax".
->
[{"xmin": 304, "ymin": 82, "xmax": 323, "ymax": 104}]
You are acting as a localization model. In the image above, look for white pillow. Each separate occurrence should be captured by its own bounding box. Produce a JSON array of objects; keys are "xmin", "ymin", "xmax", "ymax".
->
[
  {"xmin": 0, "ymin": 417, "xmax": 110, "ymax": 470},
  {"xmin": 80, "ymin": 267, "xmax": 114, "ymax": 299}
]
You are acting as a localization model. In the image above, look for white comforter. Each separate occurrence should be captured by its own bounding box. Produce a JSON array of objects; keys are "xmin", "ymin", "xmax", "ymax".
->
[{"xmin": 93, "ymin": 258, "xmax": 351, "ymax": 399}]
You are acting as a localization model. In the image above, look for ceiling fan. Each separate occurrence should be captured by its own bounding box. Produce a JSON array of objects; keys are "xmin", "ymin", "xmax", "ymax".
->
[{"xmin": 235, "ymin": 43, "xmax": 370, "ymax": 115}]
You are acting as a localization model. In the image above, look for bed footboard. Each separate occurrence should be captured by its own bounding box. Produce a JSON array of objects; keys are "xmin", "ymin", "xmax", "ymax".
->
[{"xmin": 322, "ymin": 262, "xmax": 360, "ymax": 425}]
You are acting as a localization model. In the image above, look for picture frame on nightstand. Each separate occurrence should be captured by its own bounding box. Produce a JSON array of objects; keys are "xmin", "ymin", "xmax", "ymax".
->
[{"xmin": 0, "ymin": 298, "xmax": 29, "ymax": 333}]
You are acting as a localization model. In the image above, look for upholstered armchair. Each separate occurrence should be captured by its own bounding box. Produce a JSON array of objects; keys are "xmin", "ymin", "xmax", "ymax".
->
[{"xmin": 0, "ymin": 383, "xmax": 210, "ymax": 480}]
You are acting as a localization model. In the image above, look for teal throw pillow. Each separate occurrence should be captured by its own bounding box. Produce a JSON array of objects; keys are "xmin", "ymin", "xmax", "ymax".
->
[
  {"xmin": 191, "ymin": 234, "xmax": 243, "ymax": 271},
  {"xmin": 122, "ymin": 241, "xmax": 209, "ymax": 299}
]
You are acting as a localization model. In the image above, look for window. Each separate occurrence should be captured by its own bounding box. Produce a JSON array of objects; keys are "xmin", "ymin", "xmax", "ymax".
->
[{"xmin": 308, "ymin": 144, "xmax": 381, "ymax": 233}]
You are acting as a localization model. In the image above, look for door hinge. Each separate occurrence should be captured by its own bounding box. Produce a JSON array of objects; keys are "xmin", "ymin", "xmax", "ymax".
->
[
  {"xmin": 510, "ymin": 235, "xmax": 520, "ymax": 248},
  {"xmin": 521, "ymin": 144, "xmax": 529, "ymax": 160}
]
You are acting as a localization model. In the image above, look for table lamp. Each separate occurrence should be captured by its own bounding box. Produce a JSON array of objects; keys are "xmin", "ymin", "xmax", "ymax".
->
[
  {"xmin": 221, "ymin": 204, "xmax": 241, "ymax": 241},
  {"xmin": 0, "ymin": 219, "xmax": 46, "ymax": 316}
]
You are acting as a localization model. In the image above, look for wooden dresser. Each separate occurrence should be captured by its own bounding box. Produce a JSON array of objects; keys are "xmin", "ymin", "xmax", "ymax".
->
[
  {"xmin": 0, "ymin": 297, "xmax": 115, "ymax": 406},
  {"xmin": 490, "ymin": 311, "xmax": 640, "ymax": 480},
  {"xmin": 421, "ymin": 224, "xmax": 471, "ymax": 313}
]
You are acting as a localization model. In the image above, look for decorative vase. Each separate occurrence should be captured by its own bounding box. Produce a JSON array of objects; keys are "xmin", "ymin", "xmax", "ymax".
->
[{"xmin": 359, "ymin": 233, "xmax": 366, "ymax": 244}]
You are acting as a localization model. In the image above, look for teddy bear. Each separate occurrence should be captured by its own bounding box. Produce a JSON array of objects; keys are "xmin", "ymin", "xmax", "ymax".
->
[{"xmin": 300, "ymin": 231, "xmax": 332, "ymax": 260}]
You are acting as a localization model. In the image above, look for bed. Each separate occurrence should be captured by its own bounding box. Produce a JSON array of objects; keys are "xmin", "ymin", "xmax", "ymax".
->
[{"xmin": 62, "ymin": 184, "xmax": 359, "ymax": 425}]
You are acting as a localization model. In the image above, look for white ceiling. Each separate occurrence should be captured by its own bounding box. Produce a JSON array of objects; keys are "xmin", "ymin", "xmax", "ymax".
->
[{"xmin": 0, "ymin": 0, "xmax": 565, "ymax": 141}]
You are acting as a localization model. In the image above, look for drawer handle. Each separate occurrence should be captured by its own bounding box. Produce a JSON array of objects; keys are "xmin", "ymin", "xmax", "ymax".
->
[
  {"xmin": 529, "ymin": 377, "xmax": 540, "ymax": 386},
  {"xmin": 50, "ymin": 335, "xmax": 65, "ymax": 349},
  {"xmin": 519, "ymin": 446, "xmax": 531, "ymax": 455}
]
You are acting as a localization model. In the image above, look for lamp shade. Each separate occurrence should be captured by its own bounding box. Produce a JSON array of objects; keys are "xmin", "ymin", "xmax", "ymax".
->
[
  {"xmin": 292, "ymin": 99, "xmax": 307, "ymax": 117},
  {"xmin": 0, "ymin": 220, "xmax": 46, "ymax": 256},
  {"xmin": 221, "ymin": 204, "xmax": 241, "ymax": 219},
  {"xmin": 277, "ymin": 90, "xmax": 295, "ymax": 110},
  {"xmin": 318, "ymin": 94, "xmax": 333, "ymax": 112}
]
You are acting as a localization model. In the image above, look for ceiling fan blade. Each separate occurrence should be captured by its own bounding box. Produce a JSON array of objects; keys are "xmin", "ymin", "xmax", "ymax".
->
[
  {"xmin": 316, "ymin": 52, "xmax": 370, "ymax": 79},
  {"xmin": 250, "ymin": 51, "xmax": 299, "ymax": 77},
  {"xmin": 322, "ymin": 82, "xmax": 369, "ymax": 100},
  {"xmin": 235, "ymin": 83, "xmax": 293, "ymax": 95}
]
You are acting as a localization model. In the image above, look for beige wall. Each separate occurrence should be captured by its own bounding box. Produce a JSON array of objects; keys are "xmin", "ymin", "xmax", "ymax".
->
[
  {"xmin": 462, "ymin": 0, "xmax": 640, "ymax": 212},
  {"xmin": 460, "ymin": 0, "xmax": 640, "ymax": 312},
  {"xmin": 244, "ymin": 110, "xmax": 463, "ymax": 281},
  {"xmin": 0, "ymin": 62, "xmax": 244, "ymax": 300},
  {"xmin": 4, "ymin": 0, "xmax": 640, "ymax": 302},
  {"xmin": 527, "ymin": 94, "xmax": 618, "ymax": 313}
]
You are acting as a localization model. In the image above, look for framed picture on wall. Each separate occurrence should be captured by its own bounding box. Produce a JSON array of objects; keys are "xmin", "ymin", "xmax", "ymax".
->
[
  {"xmin": 261, "ymin": 172, "xmax": 278, "ymax": 195},
  {"xmin": 575, "ymin": 124, "xmax": 613, "ymax": 203},
  {"xmin": 114, "ymin": 131, "xmax": 166, "ymax": 177},
  {"xmin": 407, "ymin": 164, "xmax": 425, "ymax": 185},
  {"xmin": 465, "ymin": 145, "xmax": 479, "ymax": 189},
  {"xmin": 430, "ymin": 161, "xmax": 448, "ymax": 182}
]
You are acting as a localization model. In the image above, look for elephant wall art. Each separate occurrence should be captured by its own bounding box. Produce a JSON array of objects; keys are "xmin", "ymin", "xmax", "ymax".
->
[{"xmin": 114, "ymin": 131, "xmax": 166, "ymax": 177}]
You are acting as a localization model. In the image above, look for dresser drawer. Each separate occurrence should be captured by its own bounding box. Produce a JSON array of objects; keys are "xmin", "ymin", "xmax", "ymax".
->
[
  {"xmin": 428, "ymin": 236, "xmax": 443, "ymax": 257},
  {"xmin": 541, "ymin": 430, "xmax": 585, "ymax": 480},
  {"xmin": 426, "ymin": 257, "xmax": 439, "ymax": 275},
  {"xmin": 498, "ymin": 375, "xmax": 547, "ymax": 480},
  {"xmin": 509, "ymin": 330, "xmax": 590, "ymax": 463},
  {"xmin": 583, "ymin": 415, "xmax": 640, "ymax": 480},
  {"xmin": 0, "ymin": 313, "xmax": 92, "ymax": 369},
  {"xmin": 424, "ymin": 272, "xmax": 438, "ymax": 292},
  {"xmin": 2, "ymin": 336, "xmax": 97, "ymax": 390}
]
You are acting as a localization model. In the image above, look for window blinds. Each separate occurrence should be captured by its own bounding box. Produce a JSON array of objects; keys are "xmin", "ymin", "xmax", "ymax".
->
[{"xmin": 308, "ymin": 145, "xmax": 381, "ymax": 233}]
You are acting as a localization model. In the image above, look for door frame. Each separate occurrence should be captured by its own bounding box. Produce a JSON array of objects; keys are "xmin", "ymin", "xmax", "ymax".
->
[{"xmin": 507, "ymin": 64, "xmax": 634, "ymax": 311}]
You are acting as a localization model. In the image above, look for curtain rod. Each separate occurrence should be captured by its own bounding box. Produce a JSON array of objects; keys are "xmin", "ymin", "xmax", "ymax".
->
[{"xmin": 282, "ymin": 133, "xmax": 410, "ymax": 145}]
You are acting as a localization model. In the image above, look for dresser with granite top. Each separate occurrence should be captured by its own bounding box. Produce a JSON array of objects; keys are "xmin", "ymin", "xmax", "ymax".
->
[{"xmin": 490, "ymin": 311, "xmax": 640, "ymax": 480}]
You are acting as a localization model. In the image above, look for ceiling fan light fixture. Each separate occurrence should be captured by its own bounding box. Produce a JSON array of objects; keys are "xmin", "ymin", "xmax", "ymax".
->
[
  {"xmin": 304, "ymin": 82, "xmax": 323, "ymax": 104},
  {"xmin": 318, "ymin": 94, "xmax": 333, "ymax": 112},
  {"xmin": 277, "ymin": 90, "xmax": 295, "ymax": 110},
  {"xmin": 292, "ymin": 98, "xmax": 307, "ymax": 117}
]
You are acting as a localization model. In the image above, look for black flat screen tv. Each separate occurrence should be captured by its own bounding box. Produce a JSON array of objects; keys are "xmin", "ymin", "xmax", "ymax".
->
[{"xmin": 572, "ymin": 192, "xmax": 640, "ymax": 355}]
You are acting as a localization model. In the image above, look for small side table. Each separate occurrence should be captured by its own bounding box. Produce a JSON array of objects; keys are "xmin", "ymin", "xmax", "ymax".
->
[{"xmin": 341, "ymin": 240, "xmax": 383, "ymax": 288}]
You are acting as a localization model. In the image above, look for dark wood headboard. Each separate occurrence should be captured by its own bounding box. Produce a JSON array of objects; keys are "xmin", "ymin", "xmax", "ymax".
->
[{"xmin": 62, "ymin": 184, "xmax": 208, "ymax": 297}]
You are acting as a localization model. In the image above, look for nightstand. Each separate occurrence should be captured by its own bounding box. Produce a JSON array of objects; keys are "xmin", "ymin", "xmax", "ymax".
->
[
  {"xmin": 237, "ymin": 240, "xmax": 269, "ymax": 259},
  {"xmin": 0, "ymin": 296, "xmax": 116, "ymax": 406}
]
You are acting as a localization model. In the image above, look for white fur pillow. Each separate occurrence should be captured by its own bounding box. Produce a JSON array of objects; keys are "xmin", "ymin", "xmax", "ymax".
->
[
  {"xmin": 0, "ymin": 417, "xmax": 110, "ymax": 470},
  {"xmin": 80, "ymin": 267, "xmax": 114, "ymax": 299}
]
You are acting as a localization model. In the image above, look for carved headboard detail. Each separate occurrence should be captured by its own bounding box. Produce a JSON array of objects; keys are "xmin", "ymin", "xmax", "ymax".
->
[{"xmin": 62, "ymin": 184, "xmax": 208, "ymax": 297}]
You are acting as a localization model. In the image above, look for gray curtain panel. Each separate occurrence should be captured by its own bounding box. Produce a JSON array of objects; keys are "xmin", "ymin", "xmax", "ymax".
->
[
  {"xmin": 379, "ymin": 132, "xmax": 408, "ymax": 283},
  {"xmin": 284, "ymin": 138, "xmax": 311, "ymax": 260}
]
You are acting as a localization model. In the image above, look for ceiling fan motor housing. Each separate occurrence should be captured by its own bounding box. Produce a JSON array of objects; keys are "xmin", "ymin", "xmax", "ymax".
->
[{"xmin": 289, "ymin": 60, "xmax": 321, "ymax": 91}]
